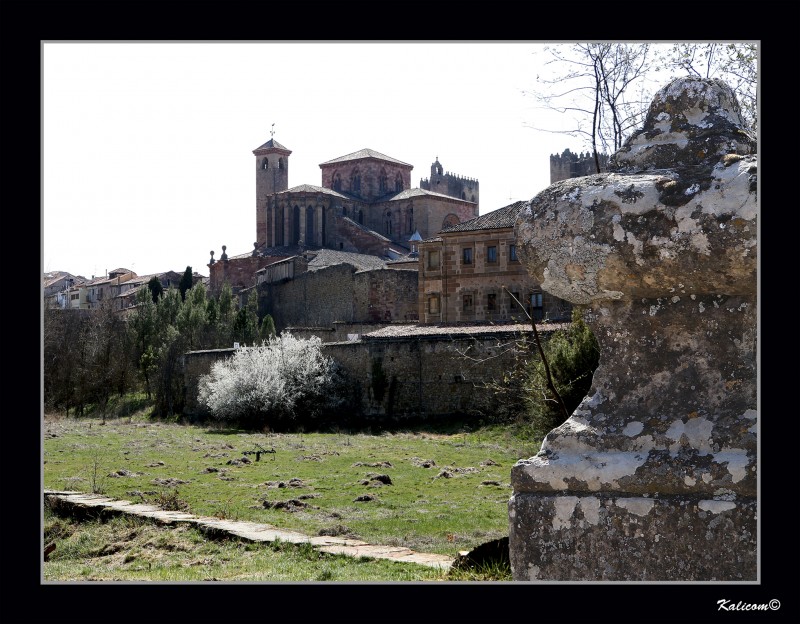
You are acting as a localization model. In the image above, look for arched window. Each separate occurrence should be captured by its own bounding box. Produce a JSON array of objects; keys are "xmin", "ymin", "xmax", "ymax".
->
[
  {"xmin": 442, "ymin": 214, "xmax": 460, "ymax": 229},
  {"xmin": 385, "ymin": 211, "xmax": 392, "ymax": 236},
  {"xmin": 461, "ymin": 191, "xmax": 466, "ymax": 200},
  {"xmin": 379, "ymin": 168, "xmax": 388, "ymax": 194},
  {"xmin": 407, "ymin": 207, "xmax": 413, "ymax": 232},
  {"xmin": 343, "ymin": 206, "xmax": 347, "ymax": 216},
  {"xmin": 306, "ymin": 206, "xmax": 314, "ymax": 245},
  {"xmin": 471, "ymin": 194, "xmax": 476, "ymax": 202},
  {"xmin": 358, "ymin": 210, "xmax": 364, "ymax": 225},
  {"xmin": 292, "ymin": 205, "xmax": 300, "ymax": 245},
  {"xmin": 278, "ymin": 157, "xmax": 285, "ymax": 170},
  {"xmin": 395, "ymin": 173, "xmax": 403, "ymax": 192},
  {"xmin": 277, "ymin": 206, "xmax": 285, "ymax": 246},
  {"xmin": 261, "ymin": 158, "xmax": 268, "ymax": 170},
  {"xmin": 351, "ymin": 169, "xmax": 361, "ymax": 194},
  {"xmin": 333, "ymin": 172, "xmax": 342, "ymax": 192}
]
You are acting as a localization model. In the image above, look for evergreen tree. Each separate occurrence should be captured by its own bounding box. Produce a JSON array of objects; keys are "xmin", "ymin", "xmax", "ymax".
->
[
  {"xmin": 524, "ymin": 307, "xmax": 600, "ymax": 439},
  {"xmin": 147, "ymin": 275, "xmax": 163, "ymax": 303},
  {"xmin": 232, "ymin": 289, "xmax": 259, "ymax": 346},
  {"xmin": 179, "ymin": 266, "xmax": 193, "ymax": 302},
  {"xmin": 259, "ymin": 313, "xmax": 276, "ymax": 342}
]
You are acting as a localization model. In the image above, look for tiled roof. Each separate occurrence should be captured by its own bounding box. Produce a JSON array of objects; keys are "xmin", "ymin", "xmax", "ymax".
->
[
  {"xmin": 340, "ymin": 216, "xmax": 391, "ymax": 242},
  {"xmin": 275, "ymin": 184, "xmax": 350, "ymax": 199},
  {"xmin": 363, "ymin": 321, "xmax": 568, "ymax": 340},
  {"xmin": 253, "ymin": 138, "xmax": 290, "ymax": 152},
  {"xmin": 306, "ymin": 249, "xmax": 387, "ymax": 272},
  {"xmin": 319, "ymin": 149, "xmax": 412, "ymax": 167},
  {"xmin": 439, "ymin": 201, "xmax": 526, "ymax": 234},
  {"xmin": 386, "ymin": 188, "xmax": 461, "ymax": 202}
]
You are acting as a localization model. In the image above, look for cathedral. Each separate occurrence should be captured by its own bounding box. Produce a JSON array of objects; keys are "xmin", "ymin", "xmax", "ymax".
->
[{"xmin": 253, "ymin": 137, "xmax": 479, "ymax": 258}]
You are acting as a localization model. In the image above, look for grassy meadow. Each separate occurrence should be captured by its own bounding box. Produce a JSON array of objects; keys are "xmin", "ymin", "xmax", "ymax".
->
[{"xmin": 43, "ymin": 406, "xmax": 544, "ymax": 582}]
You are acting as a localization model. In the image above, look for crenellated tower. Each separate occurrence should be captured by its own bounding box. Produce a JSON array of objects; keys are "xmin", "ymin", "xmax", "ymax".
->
[
  {"xmin": 420, "ymin": 158, "xmax": 479, "ymax": 216},
  {"xmin": 549, "ymin": 149, "xmax": 609, "ymax": 183}
]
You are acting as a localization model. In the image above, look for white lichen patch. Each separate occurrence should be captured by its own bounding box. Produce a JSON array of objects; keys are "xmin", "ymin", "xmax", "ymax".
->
[
  {"xmin": 744, "ymin": 408, "xmax": 758, "ymax": 434},
  {"xmin": 586, "ymin": 390, "xmax": 607, "ymax": 409},
  {"xmin": 689, "ymin": 231, "xmax": 711, "ymax": 255},
  {"xmin": 623, "ymin": 421, "xmax": 644, "ymax": 437},
  {"xmin": 666, "ymin": 417, "xmax": 714, "ymax": 454},
  {"xmin": 682, "ymin": 105, "xmax": 712, "ymax": 128},
  {"xmin": 579, "ymin": 497, "xmax": 601, "ymax": 525},
  {"xmin": 527, "ymin": 564, "xmax": 540, "ymax": 580},
  {"xmin": 523, "ymin": 451, "xmax": 650, "ymax": 492},
  {"xmin": 715, "ymin": 449, "xmax": 750, "ymax": 483},
  {"xmin": 699, "ymin": 500, "xmax": 736, "ymax": 514},
  {"xmin": 684, "ymin": 475, "xmax": 696, "ymax": 486},
  {"xmin": 616, "ymin": 497, "xmax": 655, "ymax": 517},
  {"xmin": 552, "ymin": 496, "xmax": 580, "ymax": 530}
]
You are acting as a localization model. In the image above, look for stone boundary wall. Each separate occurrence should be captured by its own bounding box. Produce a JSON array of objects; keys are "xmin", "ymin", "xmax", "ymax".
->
[{"xmin": 181, "ymin": 327, "xmax": 549, "ymax": 420}]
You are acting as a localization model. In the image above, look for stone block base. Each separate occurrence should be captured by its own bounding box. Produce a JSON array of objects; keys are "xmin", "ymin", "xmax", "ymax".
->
[{"xmin": 508, "ymin": 493, "xmax": 756, "ymax": 581}]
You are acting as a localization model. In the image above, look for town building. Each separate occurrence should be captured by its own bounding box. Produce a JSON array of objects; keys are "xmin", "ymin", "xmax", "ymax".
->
[{"xmin": 417, "ymin": 201, "xmax": 571, "ymax": 324}]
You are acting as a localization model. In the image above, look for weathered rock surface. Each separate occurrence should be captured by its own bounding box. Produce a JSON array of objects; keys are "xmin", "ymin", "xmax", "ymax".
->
[{"xmin": 509, "ymin": 77, "xmax": 757, "ymax": 581}]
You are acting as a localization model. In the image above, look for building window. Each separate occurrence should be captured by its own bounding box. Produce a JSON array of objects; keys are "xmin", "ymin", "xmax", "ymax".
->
[
  {"xmin": 530, "ymin": 292, "xmax": 543, "ymax": 320},
  {"xmin": 358, "ymin": 210, "xmax": 364, "ymax": 224},
  {"xmin": 278, "ymin": 157, "xmax": 284, "ymax": 170},
  {"xmin": 395, "ymin": 173, "xmax": 403, "ymax": 192},
  {"xmin": 351, "ymin": 169, "xmax": 361, "ymax": 194},
  {"xmin": 463, "ymin": 294, "xmax": 473, "ymax": 312},
  {"xmin": 379, "ymin": 169, "xmax": 388, "ymax": 194},
  {"xmin": 509, "ymin": 244, "xmax": 518, "ymax": 262},
  {"xmin": 428, "ymin": 295, "xmax": 440, "ymax": 314},
  {"xmin": 333, "ymin": 173, "xmax": 342, "ymax": 191},
  {"xmin": 261, "ymin": 158, "xmax": 268, "ymax": 170},
  {"xmin": 487, "ymin": 245, "xmax": 497, "ymax": 263},
  {"xmin": 487, "ymin": 293, "xmax": 497, "ymax": 311},
  {"xmin": 385, "ymin": 211, "xmax": 392, "ymax": 236},
  {"xmin": 428, "ymin": 250, "xmax": 440, "ymax": 269},
  {"xmin": 463, "ymin": 248, "xmax": 473, "ymax": 265}
]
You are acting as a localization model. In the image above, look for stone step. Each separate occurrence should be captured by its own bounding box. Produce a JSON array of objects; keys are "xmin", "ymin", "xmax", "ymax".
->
[{"xmin": 44, "ymin": 490, "xmax": 454, "ymax": 570}]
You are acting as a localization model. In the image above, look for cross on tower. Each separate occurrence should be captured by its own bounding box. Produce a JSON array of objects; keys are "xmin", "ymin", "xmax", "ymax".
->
[{"xmin": 270, "ymin": 123, "xmax": 275, "ymax": 138}]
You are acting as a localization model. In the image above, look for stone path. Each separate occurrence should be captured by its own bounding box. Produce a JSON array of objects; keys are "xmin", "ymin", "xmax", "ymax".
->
[{"xmin": 44, "ymin": 490, "xmax": 454, "ymax": 570}]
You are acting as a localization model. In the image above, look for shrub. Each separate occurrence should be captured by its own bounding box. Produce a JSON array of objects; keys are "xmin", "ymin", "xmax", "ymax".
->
[
  {"xmin": 198, "ymin": 334, "xmax": 347, "ymax": 429},
  {"xmin": 524, "ymin": 307, "xmax": 600, "ymax": 439}
]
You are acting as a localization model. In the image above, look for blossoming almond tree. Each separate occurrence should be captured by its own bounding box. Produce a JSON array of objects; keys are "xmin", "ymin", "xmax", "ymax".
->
[{"xmin": 198, "ymin": 334, "xmax": 342, "ymax": 427}]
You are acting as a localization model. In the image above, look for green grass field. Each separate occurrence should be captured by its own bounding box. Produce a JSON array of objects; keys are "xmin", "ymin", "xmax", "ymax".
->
[{"xmin": 43, "ymin": 409, "xmax": 543, "ymax": 581}]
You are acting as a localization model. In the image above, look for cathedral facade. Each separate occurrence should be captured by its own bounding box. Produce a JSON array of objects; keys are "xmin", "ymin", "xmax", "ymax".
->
[{"xmin": 253, "ymin": 139, "xmax": 479, "ymax": 257}]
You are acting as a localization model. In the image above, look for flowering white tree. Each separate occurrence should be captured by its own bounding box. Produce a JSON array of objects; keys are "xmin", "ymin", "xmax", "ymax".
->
[{"xmin": 198, "ymin": 334, "xmax": 343, "ymax": 426}]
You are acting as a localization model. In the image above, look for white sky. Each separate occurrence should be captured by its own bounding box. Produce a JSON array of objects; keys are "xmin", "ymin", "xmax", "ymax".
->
[{"xmin": 42, "ymin": 41, "xmax": 651, "ymax": 280}]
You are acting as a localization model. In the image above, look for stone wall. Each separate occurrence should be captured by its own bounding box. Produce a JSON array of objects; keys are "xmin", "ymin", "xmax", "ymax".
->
[
  {"xmin": 182, "ymin": 326, "xmax": 540, "ymax": 421},
  {"xmin": 259, "ymin": 264, "xmax": 419, "ymax": 333},
  {"xmin": 181, "ymin": 347, "xmax": 236, "ymax": 417},
  {"xmin": 209, "ymin": 255, "xmax": 278, "ymax": 296}
]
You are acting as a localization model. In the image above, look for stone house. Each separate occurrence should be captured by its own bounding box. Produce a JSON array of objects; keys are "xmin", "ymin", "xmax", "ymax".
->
[
  {"xmin": 417, "ymin": 201, "xmax": 571, "ymax": 324},
  {"xmin": 255, "ymin": 249, "xmax": 418, "ymax": 334}
]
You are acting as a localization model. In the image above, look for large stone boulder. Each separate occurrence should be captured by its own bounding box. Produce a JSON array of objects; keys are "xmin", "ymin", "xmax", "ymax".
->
[{"xmin": 509, "ymin": 77, "xmax": 757, "ymax": 581}]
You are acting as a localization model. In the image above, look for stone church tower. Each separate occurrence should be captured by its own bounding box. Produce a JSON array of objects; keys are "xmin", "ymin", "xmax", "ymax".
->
[{"xmin": 253, "ymin": 137, "xmax": 291, "ymax": 248}]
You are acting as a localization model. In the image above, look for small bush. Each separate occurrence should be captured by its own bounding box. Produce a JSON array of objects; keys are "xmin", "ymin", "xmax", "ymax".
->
[
  {"xmin": 525, "ymin": 307, "xmax": 600, "ymax": 438},
  {"xmin": 198, "ymin": 334, "xmax": 349, "ymax": 430}
]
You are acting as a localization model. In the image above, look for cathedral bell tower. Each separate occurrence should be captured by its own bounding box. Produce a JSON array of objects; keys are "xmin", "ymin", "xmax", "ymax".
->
[{"xmin": 252, "ymin": 131, "xmax": 291, "ymax": 249}]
